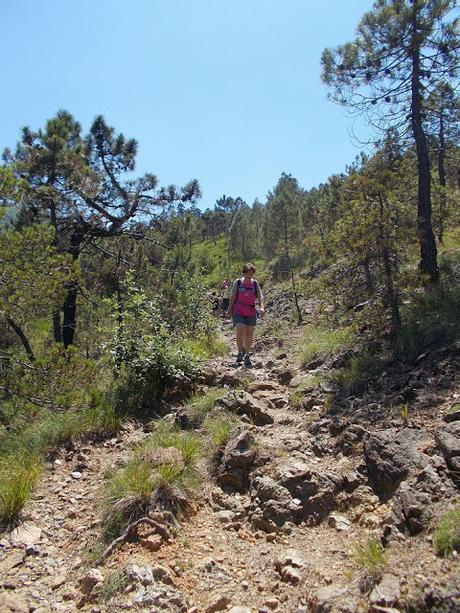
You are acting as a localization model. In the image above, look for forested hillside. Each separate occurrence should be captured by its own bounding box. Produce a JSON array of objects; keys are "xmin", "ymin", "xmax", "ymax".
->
[{"xmin": 1, "ymin": 1, "xmax": 460, "ymax": 612}]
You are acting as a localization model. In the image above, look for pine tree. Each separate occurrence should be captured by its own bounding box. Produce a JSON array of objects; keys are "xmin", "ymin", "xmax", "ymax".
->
[
  {"xmin": 7, "ymin": 112, "xmax": 200, "ymax": 346},
  {"xmin": 321, "ymin": 0, "xmax": 459, "ymax": 285}
]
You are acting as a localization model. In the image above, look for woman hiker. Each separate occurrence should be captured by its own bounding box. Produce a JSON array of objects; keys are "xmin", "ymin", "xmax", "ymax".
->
[{"xmin": 226, "ymin": 262, "xmax": 264, "ymax": 367}]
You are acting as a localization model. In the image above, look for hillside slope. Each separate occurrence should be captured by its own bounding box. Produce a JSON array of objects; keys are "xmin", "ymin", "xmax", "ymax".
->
[{"xmin": 0, "ymin": 293, "xmax": 459, "ymax": 612}]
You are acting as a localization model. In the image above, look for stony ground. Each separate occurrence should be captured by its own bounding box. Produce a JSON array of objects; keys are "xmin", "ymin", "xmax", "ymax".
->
[{"xmin": 0, "ymin": 314, "xmax": 459, "ymax": 613}]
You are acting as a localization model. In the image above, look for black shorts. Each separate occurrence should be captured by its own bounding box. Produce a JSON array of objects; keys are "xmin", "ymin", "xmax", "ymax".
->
[{"xmin": 232, "ymin": 314, "xmax": 257, "ymax": 326}]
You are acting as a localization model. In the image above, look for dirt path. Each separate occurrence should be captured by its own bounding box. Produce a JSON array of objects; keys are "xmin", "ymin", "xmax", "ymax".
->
[{"xmin": 0, "ymin": 317, "xmax": 458, "ymax": 612}]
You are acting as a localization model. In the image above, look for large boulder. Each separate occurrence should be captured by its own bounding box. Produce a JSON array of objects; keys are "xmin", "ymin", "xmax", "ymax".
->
[
  {"xmin": 216, "ymin": 428, "xmax": 258, "ymax": 492},
  {"xmin": 390, "ymin": 482, "xmax": 432, "ymax": 535},
  {"xmin": 273, "ymin": 458, "xmax": 340, "ymax": 524},
  {"xmin": 364, "ymin": 428, "xmax": 425, "ymax": 500},
  {"xmin": 436, "ymin": 421, "xmax": 460, "ymax": 475},
  {"xmin": 249, "ymin": 459, "xmax": 340, "ymax": 530},
  {"xmin": 219, "ymin": 391, "xmax": 274, "ymax": 426},
  {"xmin": 249, "ymin": 475, "xmax": 303, "ymax": 531}
]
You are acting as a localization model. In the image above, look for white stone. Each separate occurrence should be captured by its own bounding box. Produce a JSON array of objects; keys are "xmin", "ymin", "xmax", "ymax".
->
[{"xmin": 9, "ymin": 522, "xmax": 42, "ymax": 546}]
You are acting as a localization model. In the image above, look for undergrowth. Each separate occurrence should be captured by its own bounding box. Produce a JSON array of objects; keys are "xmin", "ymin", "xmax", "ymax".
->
[
  {"xmin": 296, "ymin": 325, "xmax": 353, "ymax": 368},
  {"xmin": 185, "ymin": 388, "xmax": 227, "ymax": 427},
  {"xmin": 352, "ymin": 536, "xmax": 387, "ymax": 581},
  {"xmin": 329, "ymin": 353, "xmax": 382, "ymax": 396},
  {"xmin": 434, "ymin": 505, "xmax": 460, "ymax": 557},
  {"xmin": 396, "ymin": 285, "xmax": 460, "ymax": 360},
  {"xmin": 102, "ymin": 421, "xmax": 201, "ymax": 539},
  {"xmin": 0, "ymin": 399, "xmax": 121, "ymax": 529}
]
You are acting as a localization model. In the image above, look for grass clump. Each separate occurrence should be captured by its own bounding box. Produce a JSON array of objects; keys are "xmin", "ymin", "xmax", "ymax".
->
[
  {"xmin": 434, "ymin": 505, "xmax": 460, "ymax": 557},
  {"xmin": 352, "ymin": 537, "xmax": 387, "ymax": 581},
  {"xmin": 98, "ymin": 571, "xmax": 130, "ymax": 603},
  {"xmin": 0, "ymin": 458, "xmax": 42, "ymax": 528},
  {"xmin": 329, "ymin": 353, "xmax": 381, "ymax": 396},
  {"xmin": 297, "ymin": 325, "xmax": 353, "ymax": 368},
  {"xmin": 204, "ymin": 413, "xmax": 239, "ymax": 449},
  {"xmin": 446, "ymin": 403, "xmax": 460, "ymax": 415},
  {"xmin": 141, "ymin": 420, "xmax": 202, "ymax": 467},
  {"xmin": 0, "ymin": 396, "xmax": 121, "ymax": 527},
  {"xmin": 185, "ymin": 389, "xmax": 227, "ymax": 426},
  {"xmin": 102, "ymin": 421, "xmax": 202, "ymax": 538}
]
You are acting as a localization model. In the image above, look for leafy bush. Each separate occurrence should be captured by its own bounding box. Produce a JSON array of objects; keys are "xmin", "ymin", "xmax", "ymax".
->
[
  {"xmin": 107, "ymin": 275, "xmax": 202, "ymax": 412},
  {"xmin": 434, "ymin": 505, "xmax": 460, "ymax": 557},
  {"xmin": 181, "ymin": 334, "xmax": 227, "ymax": 360},
  {"xmin": 171, "ymin": 271, "xmax": 215, "ymax": 336}
]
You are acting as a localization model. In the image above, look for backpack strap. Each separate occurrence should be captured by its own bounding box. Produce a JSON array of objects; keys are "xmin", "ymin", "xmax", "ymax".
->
[{"xmin": 236, "ymin": 278, "xmax": 258, "ymax": 297}]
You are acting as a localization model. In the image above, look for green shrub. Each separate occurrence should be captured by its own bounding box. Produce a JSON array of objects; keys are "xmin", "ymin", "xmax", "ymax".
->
[
  {"xmin": 107, "ymin": 276, "xmax": 202, "ymax": 412},
  {"xmin": 352, "ymin": 537, "xmax": 387, "ymax": 580},
  {"xmin": 296, "ymin": 325, "xmax": 353, "ymax": 368},
  {"xmin": 111, "ymin": 342, "xmax": 201, "ymax": 414},
  {"xmin": 434, "ymin": 505, "xmax": 460, "ymax": 557}
]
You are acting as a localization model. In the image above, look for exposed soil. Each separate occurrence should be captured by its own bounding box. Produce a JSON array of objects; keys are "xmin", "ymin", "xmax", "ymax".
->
[{"xmin": 0, "ymin": 311, "xmax": 459, "ymax": 613}]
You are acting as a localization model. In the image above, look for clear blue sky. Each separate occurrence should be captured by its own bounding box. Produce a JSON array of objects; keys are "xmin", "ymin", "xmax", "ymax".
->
[{"xmin": 1, "ymin": 0, "xmax": 374, "ymax": 209}]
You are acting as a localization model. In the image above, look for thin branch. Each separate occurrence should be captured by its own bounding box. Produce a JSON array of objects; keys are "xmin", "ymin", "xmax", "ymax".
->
[{"xmin": 94, "ymin": 516, "xmax": 172, "ymax": 566}]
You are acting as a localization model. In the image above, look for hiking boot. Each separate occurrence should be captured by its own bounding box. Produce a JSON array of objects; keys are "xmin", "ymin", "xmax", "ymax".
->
[
  {"xmin": 243, "ymin": 353, "xmax": 252, "ymax": 367},
  {"xmin": 236, "ymin": 351, "xmax": 244, "ymax": 363}
]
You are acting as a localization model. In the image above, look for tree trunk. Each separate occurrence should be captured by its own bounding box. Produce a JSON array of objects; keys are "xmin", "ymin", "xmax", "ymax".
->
[
  {"xmin": 410, "ymin": 3, "xmax": 439, "ymax": 285},
  {"xmin": 62, "ymin": 229, "xmax": 83, "ymax": 348},
  {"xmin": 362, "ymin": 257, "xmax": 374, "ymax": 294},
  {"xmin": 437, "ymin": 111, "xmax": 447, "ymax": 244},
  {"xmin": 114, "ymin": 253, "xmax": 123, "ymax": 378},
  {"xmin": 6, "ymin": 317, "xmax": 35, "ymax": 361},
  {"xmin": 62, "ymin": 286, "xmax": 78, "ymax": 348},
  {"xmin": 290, "ymin": 268, "xmax": 303, "ymax": 325},
  {"xmin": 53, "ymin": 311, "xmax": 62, "ymax": 343},
  {"xmin": 378, "ymin": 194, "xmax": 401, "ymax": 338}
]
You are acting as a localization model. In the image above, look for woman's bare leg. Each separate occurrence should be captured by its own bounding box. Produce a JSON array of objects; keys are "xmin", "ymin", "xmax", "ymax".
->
[
  {"xmin": 235, "ymin": 324, "xmax": 245, "ymax": 352},
  {"xmin": 244, "ymin": 326, "xmax": 255, "ymax": 354}
]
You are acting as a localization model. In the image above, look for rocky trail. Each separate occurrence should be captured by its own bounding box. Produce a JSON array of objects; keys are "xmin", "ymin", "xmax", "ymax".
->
[{"xmin": 1, "ymin": 315, "xmax": 459, "ymax": 613}]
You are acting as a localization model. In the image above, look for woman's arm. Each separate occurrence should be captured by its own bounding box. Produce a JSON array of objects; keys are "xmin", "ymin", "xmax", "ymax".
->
[
  {"xmin": 257, "ymin": 283, "xmax": 265, "ymax": 317},
  {"xmin": 226, "ymin": 281, "xmax": 238, "ymax": 317}
]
